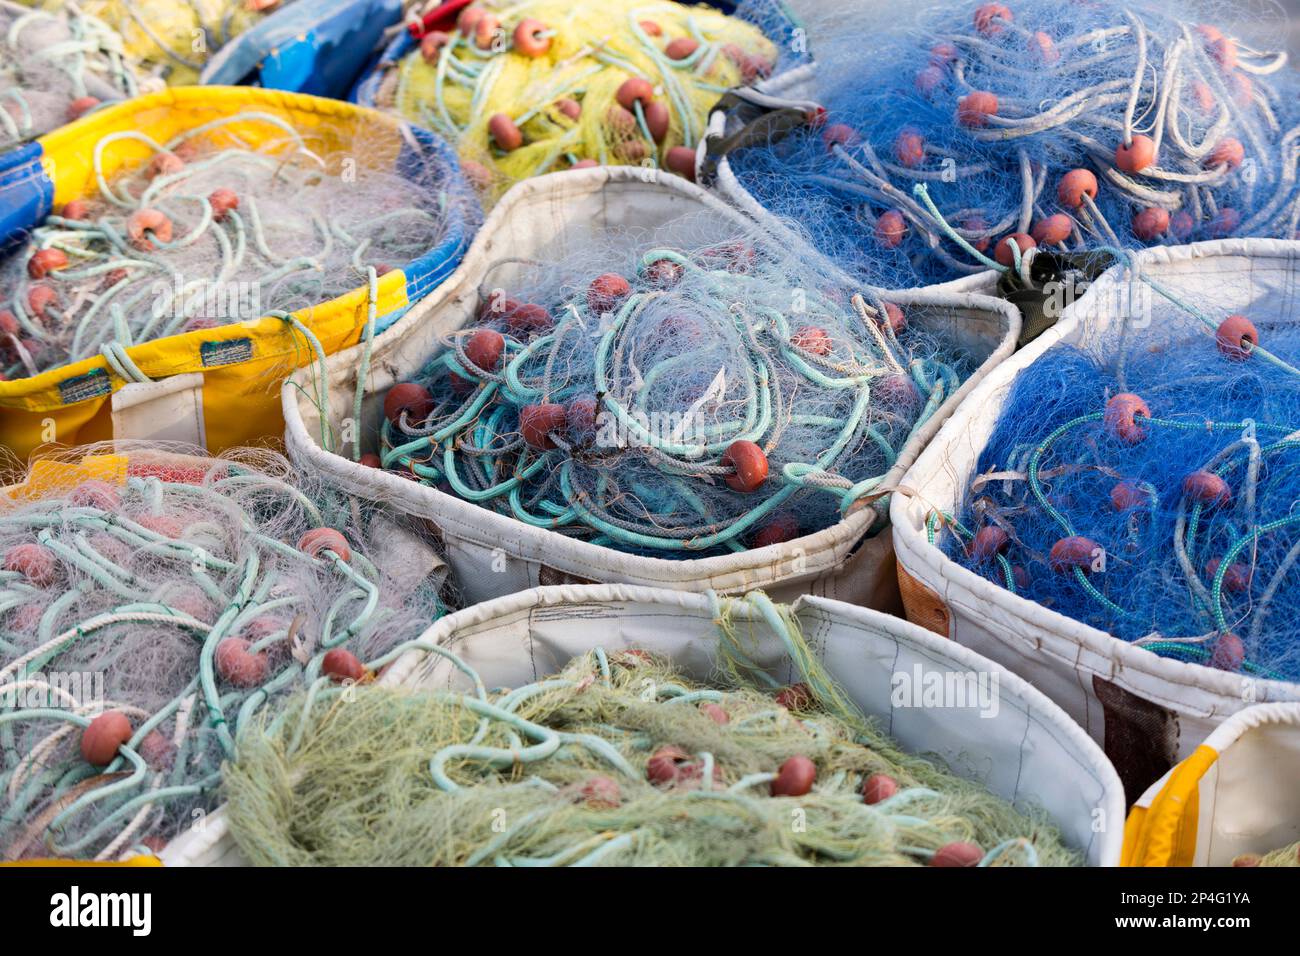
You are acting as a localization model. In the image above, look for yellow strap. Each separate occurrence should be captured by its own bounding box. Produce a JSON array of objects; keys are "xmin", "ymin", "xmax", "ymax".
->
[
  {"xmin": 7, "ymin": 455, "xmax": 129, "ymax": 501},
  {"xmin": 0, "ymin": 855, "xmax": 161, "ymax": 867},
  {"xmin": 1122, "ymin": 744, "xmax": 1218, "ymax": 866},
  {"xmin": 1121, "ymin": 806, "xmax": 1147, "ymax": 867}
]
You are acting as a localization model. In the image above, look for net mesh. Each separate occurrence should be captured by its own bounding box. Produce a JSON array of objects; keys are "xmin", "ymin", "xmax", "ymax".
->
[
  {"xmin": 364, "ymin": 212, "xmax": 972, "ymax": 558},
  {"xmin": 0, "ymin": 442, "xmax": 449, "ymax": 860},
  {"xmin": 1246, "ymin": 840, "xmax": 1300, "ymax": 866},
  {"xmin": 1, "ymin": 108, "xmax": 471, "ymax": 378},
  {"xmin": 15, "ymin": 0, "xmax": 295, "ymax": 86},
  {"xmin": 935, "ymin": 263, "xmax": 1300, "ymax": 683},
  {"xmin": 726, "ymin": 0, "xmax": 1300, "ymax": 286},
  {"xmin": 378, "ymin": 0, "xmax": 780, "ymax": 201},
  {"xmin": 223, "ymin": 593, "xmax": 1080, "ymax": 866},
  {"xmin": 0, "ymin": 1, "xmax": 142, "ymax": 145}
]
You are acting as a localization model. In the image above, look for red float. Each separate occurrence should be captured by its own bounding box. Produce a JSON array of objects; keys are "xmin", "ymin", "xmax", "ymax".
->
[
  {"xmin": 957, "ymin": 91, "xmax": 999, "ymax": 127},
  {"xmin": 1132, "ymin": 207, "xmax": 1170, "ymax": 241},
  {"xmin": 587, "ymin": 273, "xmax": 631, "ymax": 313},
  {"xmin": 383, "ymin": 383, "xmax": 434, "ymax": 425},
  {"xmin": 1215, "ymin": 314, "xmax": 1257, "ymax": 360},
  {"xmin": 322, "ymin": 648, "xmax": 369, "ymax": 684},
  {"xmin": 488, "ymin": 113, "xmax": 522, "ymax": 151},
  {"xmin": 770, "ymin": 755, "xmax": 816, "ymax": 797},
  {"xmin": 1115, "ymin": 135, "xmax": 1157, "ymax": 174},
  {"xmin": 1031, "ymin": 215, "xmax": 1072, "ymax": 246},
  {"xmin": 1183, "ymin": 471, "xmax": 1231, "ymax": 508},
  {"xmin": 513, "ymin": 18, "xmax": 551, "ymax": 56},
  {"xmin": 931, "ymin": 841, "xmax": 984, "ymax": 867},
  {"xmin": 721, "ymin": 440, "xmax": 768, "ymax": 492},
  {"xmin": 215, "ymin": 637, "xmax": 269, "ymax": 688},
  {"xmin": 875, "ymin": 210, "xmax": 907, "ymax": 248},
  {"xmin": 465, "ymin": 328, "xmax": 505, "ymax": 371},
  {"xmin": 298, "ymin": 527, "xmax": 352, "ymax": 562},
  {"xmin": 1049, "ymin": 536, "xmax": 1100, "ymax": 573},
  {"xmin": 27, "ymin": 249, "xmax": 68, "ymax": 279},
  {"xmin": 862, "ymin": 773, "xmax": 898, "ymax": 804},
  {"xmin": 3, "ymin": 544, "xmax": 57, "ymax": 586},
  {"xmin": 519, "ymin": 403, "xmax": 566, "ymax": 450},
  {"xmin": 1057, "ymin": 169, "xmax": 1098, "ymax": 209},
  {"xmin": 971, "ymin": 526, "xmax": 1009, "ymax": 563},
  {"xmin": 1103, "ymin": 392, "xmax": 1150, "ymax": 443},
  {"xmin": 81, "ymin": 711, "xmax": 133, "ymax": 766},
  {"xmin": 994, "ymin": 233, "xmax": 1035, "ymax": 267}
]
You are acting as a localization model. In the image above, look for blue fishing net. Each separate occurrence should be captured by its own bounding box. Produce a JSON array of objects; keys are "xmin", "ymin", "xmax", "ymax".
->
[
  {"xmin": 726, "ymin": 0, "xmax": 1300, "ymax": 286},
  {"xmin": 939, "ymin": 268, "xmax": 1300, "ymax": 682},
  {"xmin": 730, "ymin": 0, "xmax": 814, "ymax": 76},
  {"xmin": 373, "ymin": 213, "xmax": 976, "ymax": 558}
]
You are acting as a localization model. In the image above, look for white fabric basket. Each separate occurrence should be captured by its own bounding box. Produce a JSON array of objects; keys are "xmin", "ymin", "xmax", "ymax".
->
[
  {"xmin": 890, "ymin": 238, "xmax": 1300, "ymax": 803},
  {"xmin": 163, "ymin": 584, "xmax": 1125, "ymax": 866},
  {"xmin": 1125, "ymin": 703, "xmax": 1300, "ymax": 867},
  {"xmin": 281, "ymin": 165, "xmax": 1019, "ymax": 608}
]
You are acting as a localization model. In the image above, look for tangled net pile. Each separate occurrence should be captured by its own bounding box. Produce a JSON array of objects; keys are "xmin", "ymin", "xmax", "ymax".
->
[
  {"xmin": 1236, "ymin": 840, "xmax": 1300, "ymax": 867},
  {"xmin": 377, "ymin": 0, "xmax": 778, "ymax": 197},
  {"xmin": 17, "ymin": 0, "xmax": 293, "ymax": 86},
  {"xmin": 372, "ymin": 216, "xmax": 962, "ymax": 557},
  {"xmin": 0, "ymin": 1, "xmax": 141, "ymax": 144},
  {"xmin": 937, "ymin": 275, "xmax": 1300, "ymax": 682},
  {"xmin": 224, "ymin": 593, "xmax": 1077, "ymax": 866},
  {"xmin": 1, "ymin": 111, "xmax": 464, "ymax": 379},
  {"xmin": 727, "ymin": 0, "xmax": 1300, "ymax": 285},
  {"xmin": 0, "ymin": 443, "xmax": 448, "ymax": 860}
]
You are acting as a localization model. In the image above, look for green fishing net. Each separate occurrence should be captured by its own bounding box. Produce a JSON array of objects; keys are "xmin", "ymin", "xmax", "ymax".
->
[
  {"xmin": 1235, "ymin": 841, "xmax": 1300, "ymax": 867},
  {"xmin": 224, "ymin": 608, "xmax": 1082, "ymax": 867}
]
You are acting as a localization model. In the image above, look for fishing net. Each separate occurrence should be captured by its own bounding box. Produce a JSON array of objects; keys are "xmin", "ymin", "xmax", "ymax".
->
[
  {"xmin": 725, "ymin": 0, "xmax": 1300, "ymax": 286},
  {"xmin": 0, "ymin": 1, "xmax": 143, "ymax": 144},
  {"xmin": 374, "ymin": 0, "xmax": 780, "ymax": 200},
  {"xmin": 1, "ymin": 109, "xmax": 467, "ymax": 379},
  {"xmin": 1236, "ymin": 840, "xmax": 1300, "ymax": 866},
  {"xmin": 934, "ymin": 262, "xmax": 1300, "ymax": 683},
  {"xmin": 0, "ymin": 442, "xmax": 450, "ymax": 861},
  {"xmin": 16, "ymin": 0, "xmax": 296, "ymax": 86},
  {"xmin": 223, "ymin": 593, "xmax": 1079, "ymax": 866},
  {"xmin": 368, "ymin": 213, "xmax": 967, "ymax": 558},
  {"xmin": 730, "ymin": 0, "xmax": 814, "ymax": 78}
]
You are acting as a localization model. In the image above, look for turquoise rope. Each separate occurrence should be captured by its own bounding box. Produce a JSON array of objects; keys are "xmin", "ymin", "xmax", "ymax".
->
[{"xmin": 383, "ymin": 247, "xmax": 952, "ymax": 553}]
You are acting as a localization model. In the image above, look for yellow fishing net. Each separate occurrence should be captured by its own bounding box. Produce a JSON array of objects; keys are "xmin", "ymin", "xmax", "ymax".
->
[
  {"xmin": 380, "ymin": 0, "xmax": 777, "ymax": 199},
  {"xmin": 18, "ymin": 0, "xmax": 284, "ymax": 85}
]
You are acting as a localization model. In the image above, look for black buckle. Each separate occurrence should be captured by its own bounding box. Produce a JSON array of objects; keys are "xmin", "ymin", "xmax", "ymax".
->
[
  {"xmin": 999, "ymin": 251, "xmax": 1118, "ymax": 348},
  {"xmin": 698, "ymin": 93, "xmax": 818, "ymax": 188}
]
